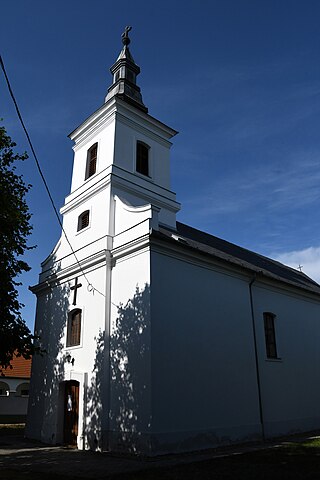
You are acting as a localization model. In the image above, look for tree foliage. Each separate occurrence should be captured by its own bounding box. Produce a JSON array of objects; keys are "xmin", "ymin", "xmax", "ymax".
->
[{"xmin": 0, "ymin": 124, "xmax": 36, "ymax": 370}]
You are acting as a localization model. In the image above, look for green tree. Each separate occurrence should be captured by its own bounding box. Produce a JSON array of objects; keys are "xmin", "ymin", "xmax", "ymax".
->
[{"xmin": 0, "ymin": 124, "xmax": 36, "ymax": 370}]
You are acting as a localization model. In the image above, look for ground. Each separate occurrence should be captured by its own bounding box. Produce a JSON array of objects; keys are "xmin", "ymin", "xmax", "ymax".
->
[{"xmin": 1, "ymin": 425, "xmax": 320, "ymax": 479}]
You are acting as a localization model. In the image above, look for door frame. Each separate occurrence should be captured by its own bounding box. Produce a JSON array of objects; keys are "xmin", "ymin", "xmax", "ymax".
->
[{"xmin": 63, "ymin": 380, "xmax": 79, "ymax": 446}]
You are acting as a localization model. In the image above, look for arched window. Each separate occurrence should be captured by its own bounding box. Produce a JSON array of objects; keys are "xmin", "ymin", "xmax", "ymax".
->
[
  {"xmin": 67, "ymin": 309, "xmax": 82, "ymax": 347},
  {"xmin": 85, "ymin": 143, "xmax": 98, "ymax": 179},
  {"xmin": 0, "ymin": 381, "xmax": 9, "ymax": 396},
  {"xmin": 16, "ymin": 382, "xmax": 30, "ymax": 397},
  {"xmin": 136, "ymin": 141, "xmax": 149, "ymax": 177},
  {"xmin": 77, "ymin": 210, "xmax": 90, "ymax": 231}
]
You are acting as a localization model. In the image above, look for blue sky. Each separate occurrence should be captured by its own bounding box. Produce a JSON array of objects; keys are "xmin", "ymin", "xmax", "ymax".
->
[{"xmin": 1, "ymin": 0, "xmax": 320, "ymax": 330}]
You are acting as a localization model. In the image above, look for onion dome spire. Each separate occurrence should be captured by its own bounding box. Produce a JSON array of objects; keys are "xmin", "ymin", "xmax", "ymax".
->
[{"xmin": 105, "ymin": 26, "xmax": 148, "ymax": 113}]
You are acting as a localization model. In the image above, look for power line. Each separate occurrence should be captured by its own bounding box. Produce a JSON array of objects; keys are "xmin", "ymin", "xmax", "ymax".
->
[{"xmin": 0, "ymin": 54, "xmax": 105, "ymax": 298}]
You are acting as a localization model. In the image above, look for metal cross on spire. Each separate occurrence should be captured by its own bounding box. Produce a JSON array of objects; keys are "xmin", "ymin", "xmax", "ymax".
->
[{"xmin": 122, "ymin": 26, "xmax": 132, "ymax": 46}]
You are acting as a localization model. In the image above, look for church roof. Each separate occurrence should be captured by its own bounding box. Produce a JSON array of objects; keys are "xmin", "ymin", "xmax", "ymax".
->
[
  {"xmin": 2, "ymin": 354, "xmax": 32, "ymax": 379},
  {"xmin": 155, "ymin": 222, "xmax": 320, "ymax": 295}
]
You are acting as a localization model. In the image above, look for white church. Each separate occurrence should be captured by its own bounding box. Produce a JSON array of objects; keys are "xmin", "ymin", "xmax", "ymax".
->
[{"xmin": 26, "ymin": 28, "xmax": 320, "ymax": 454}]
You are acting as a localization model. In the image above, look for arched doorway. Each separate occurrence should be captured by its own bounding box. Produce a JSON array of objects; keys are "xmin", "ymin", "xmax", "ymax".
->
[{"xmin": 63, "ymin": 380, "xmax": 79, "ymax": 446}]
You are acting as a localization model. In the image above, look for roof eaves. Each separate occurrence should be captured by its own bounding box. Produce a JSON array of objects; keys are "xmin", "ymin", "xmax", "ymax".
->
[{"xmin": 152, "ymin": 228, "xmax": 320, "ymax": 297}]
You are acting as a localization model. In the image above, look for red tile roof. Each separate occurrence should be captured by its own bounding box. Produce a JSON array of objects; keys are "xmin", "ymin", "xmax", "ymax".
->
[{"xmin": 2, "ymin": 355, "xmax": 32, "ymax": 379}]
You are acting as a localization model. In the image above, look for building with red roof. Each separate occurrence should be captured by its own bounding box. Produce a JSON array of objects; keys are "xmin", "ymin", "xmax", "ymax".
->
[{"xmin": 0, "ymin": 354, "xmax": 32, "ymax": 423}]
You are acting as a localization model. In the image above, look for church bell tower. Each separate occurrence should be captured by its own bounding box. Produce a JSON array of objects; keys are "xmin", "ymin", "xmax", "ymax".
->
[{"xmin": 60, "ymin": 26, "xmax": 180, "ymax": 258}]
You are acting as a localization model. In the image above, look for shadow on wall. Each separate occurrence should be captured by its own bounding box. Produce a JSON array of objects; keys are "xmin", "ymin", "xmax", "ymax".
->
[
  {"xmin": 26, "ymin": 270, "xmax": 71, "ymax": 444},
  {"xmin": 82, "ymin": 284, "xmax": 151, "ymax": 453},
  {"xmin": 27, "ymin": 277, "xmax": 151, "ymax": 452},
  {"xmin": 109, "ymin": 284, "xmax": 151, "ymax": 454},
  {"xmin": 83, "ymin": 330, "xmax": 104, "ymax": 450}
]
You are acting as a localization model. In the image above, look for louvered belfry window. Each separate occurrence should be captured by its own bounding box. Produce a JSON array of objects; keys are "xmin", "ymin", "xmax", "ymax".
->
[
  {"xmin": 86, "ymin": 143, "xmax": 97, "ymax": 179},
  {"xmin": 78, "ymin": 210, "xmax": 89, "ymax": 231},
  {"xmin": 136, "ymin": 141, "xmax": 149, "ymax": 176},
  {"xmin": 67, "ymin": 309, "xmax": 81, "ymax": 347}
]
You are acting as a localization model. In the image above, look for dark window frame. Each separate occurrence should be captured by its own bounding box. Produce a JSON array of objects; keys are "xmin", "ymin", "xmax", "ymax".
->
[
  {"xmin": 263, "ymin": 312, "xmax": 278, "ymax": 359},
  {"xmin": 66, "ymin": 309, "xmax": 82, "ymax": 347},
  {"xmin": 136, "ymin": 141, "xmax": 150, "ymax": 177},
  {"xmin": 85, "ymin": 143, "xmax": 98, "ymax": 180}
]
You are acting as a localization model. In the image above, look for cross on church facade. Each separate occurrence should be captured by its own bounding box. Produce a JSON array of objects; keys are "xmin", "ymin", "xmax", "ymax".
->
[{"xmin": 70, "ymin": 277, "xmax": 82, "ymax": 305}]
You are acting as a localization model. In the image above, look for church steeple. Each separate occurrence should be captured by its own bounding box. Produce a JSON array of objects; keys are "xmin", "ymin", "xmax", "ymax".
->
[
  {"xmin": 68, "ymin": 27, "xmax": 180, "ymax": 230},
  {"xmin": 105, "ymin": 26, "xmax": 148, "ymax": 113}
]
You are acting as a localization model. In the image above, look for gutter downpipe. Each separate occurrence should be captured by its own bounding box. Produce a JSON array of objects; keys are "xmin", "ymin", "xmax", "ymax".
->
[{"xmin": 249, "ymin": 273, "xmax": 265, "ymax": 442}]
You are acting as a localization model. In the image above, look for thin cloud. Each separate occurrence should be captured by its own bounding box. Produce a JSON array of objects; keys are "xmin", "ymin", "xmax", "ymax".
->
[
  {"xmin": 272, "ymin": 247, "xmax": 320, "ymax": 284},
  {"xmin": 183, "ymin": 149, "xmax": 320, "ymax": 219}
]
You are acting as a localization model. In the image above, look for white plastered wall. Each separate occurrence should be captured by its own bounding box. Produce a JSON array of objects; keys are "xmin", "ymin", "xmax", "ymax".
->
[
  {"xmin": 108, "ymin": 246, "xmax": 152, "ymax": 453},
  {"xmin": 114, "ymin": 118, "xmax": 171, "ymax": 189},
  {"xmin": 252, "ymin": 283, "xmax": 320, "ymax": 437},
  {"xmin": 27, "ymin": 256, "xmax": 107, "ymax": 449},
  {"xmin": 70, "ymin": 120, "xmax": 116, "ymax": 193},
  {"xmin": 149, "ymin": 249, "xmax": 262, "ymax": 453}
]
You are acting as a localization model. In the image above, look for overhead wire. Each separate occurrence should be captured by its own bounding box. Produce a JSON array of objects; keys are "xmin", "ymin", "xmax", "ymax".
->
[{"xmin": 0, "ymin": 54, "xmax": 105, "ymax": 298}]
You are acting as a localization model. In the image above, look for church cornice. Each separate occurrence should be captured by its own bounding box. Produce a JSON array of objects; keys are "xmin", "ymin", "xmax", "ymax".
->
[
  {"xmin": 114, "ymin": 111, "xmax": 174, "ymax": 148},
  {"xmin": 114, "ymin": 97, "xmax": 178, "ymax": 138},
  {"xmin": 112, "ymin": 232, "xmax": 151, "ymax": 263},
  {"xmin": 30, "ymin": 249, "xmax": 109, "ymax": 295},
  {"xmin": 111, "ymin": 172, "xmax": 180, "ymax": 213},
  {"xmin": 61, "ymin": 165, "xmax": 180, "ymax": 216},
  {"xmin": 31, "ymin": 230, "xmax": 154, "ymax": 295},
  {"xmin": 69, "ymin": 101, "xmax": 117, "ymax": 149},
  {"xmin": 60, "ymin": 169, "xmax": 112, "ymax": 215},
  {"xmin": 69, "ymin": 97, "xmax": 177, "ymax": 149}
]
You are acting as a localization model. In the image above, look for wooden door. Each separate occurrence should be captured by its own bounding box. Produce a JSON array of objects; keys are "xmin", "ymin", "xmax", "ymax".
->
[{"xmin": 63, "ymin": 380, "xmax": 79, "ymax": 446}]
